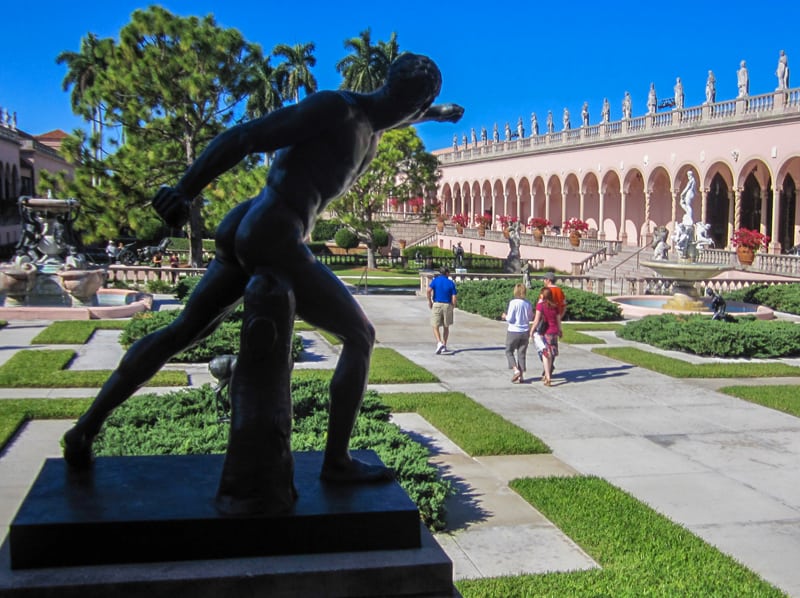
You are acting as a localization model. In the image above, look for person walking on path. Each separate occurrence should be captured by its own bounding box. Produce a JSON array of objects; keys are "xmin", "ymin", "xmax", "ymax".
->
[
  {"xmin": 62, "ymin": 52, "xmax": 464, "ymax": 485},
  {"xmin": 427, "ymin": 266, "xmax": 457, "ymax": 354},
  {"xmin": 542, "ymin": 271, "xmax": 566, "ymax": 373},
  {"xmin": 530, "ymin": 287, "xmax": 562, "ymax": 386},
  {"xmin": 502, "ymin": 283, "xmax": 533, "ymax": 383}
]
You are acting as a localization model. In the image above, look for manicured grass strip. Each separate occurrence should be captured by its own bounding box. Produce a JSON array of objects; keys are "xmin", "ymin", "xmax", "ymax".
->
[
  {"xmin": 292, "ymin": 347, "xmax": 437, "ymax": 384},
  {"xmin": 0, "ymin": 398, "xmax": 90, "ymax": 453},
  {"xmin": 0, "ymin": 350, "xmax": 186, "ymax": 388},
  {"xmin": 719, "ymin": 385, "xmax": 800, "ymax": 418},
  {"xmin": 456, "ymin": 476, "xmax": 784, "ymax": 597},
  {"xmin": 294, "ymin": 320, "xmax": 341, "ymax": 345},
  {"xmin": 562, "ymin": 323, "xmax": 623, "ymax": 345},
  {"xmin": 31, "ymin": 320, "xmax": 126, "ymax": 344},
  {"xmin": 593, "ymin": 346, "xmax": 800, "ymax": 378},
  {"xmin": 382, "ymin": 392, "xmax": 549, "ymax": 456}
]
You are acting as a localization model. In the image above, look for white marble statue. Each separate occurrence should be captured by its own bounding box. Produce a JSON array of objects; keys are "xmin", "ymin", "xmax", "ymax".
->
[
  {"xmin": 776, "ymin": 50, "xmax": 790, "ymax": 90},
  {"xmin": 680, "ymin": 171, "xmax": 696, "ymax": 225},
  {"xmin": 705, "ymin": 70, "xmax": 716, "ymax": 104},
  {"xmin": 647, "ymin": 83, "xmax": 657, "ymax": 115},
  {"xmin": 737, "ymin": 60, "xmax": 749, "ymax": 97},
  {"xmin": 674, "ymin": 77, "xmax": 684, "ymax": 110}
]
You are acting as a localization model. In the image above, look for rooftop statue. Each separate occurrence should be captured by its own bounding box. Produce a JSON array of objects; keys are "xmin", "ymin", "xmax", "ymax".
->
[
  {"xmin": 674, "ymin": 77, "xmax": 684, "ymax": 110},
  {"xmin": 737, "ymin": 60, "xmax": 749, "ymax": 97},
  {"xmin": 601, "ymin": 98, "xmax": 610, "ymax": 123},
  {"xmin": 647, "ymin": 83, "xmax": 657, "ymax": 115},
  {"xmin": 62, "ymin": 53, "xmax": 464, "ymax": 515},
  {"xmin": 705, "ymin": 70, "xmax": 716, "ymax": 104},
  {"xmin": 622, "ymin": 92, "xmax": 632, "ymax": 119},
  {"xmin": 776, "ymin": 50, "xmax": 790, "ymax": 90}
]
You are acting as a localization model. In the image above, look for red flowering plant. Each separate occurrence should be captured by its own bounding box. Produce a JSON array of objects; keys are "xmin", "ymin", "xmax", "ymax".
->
[
  {"xmin": 407, "ymin": 197, "xmax": 424, "ymax": 209},
  {"xmin": 388, "ymin": 197, "xmax": 399, "ymax": 208},
  {"xmin": 474, "ymin": 214, "xmax": 493, "ymax": 227},
  {"xmin": 528, "ymin": 217, "xmax": 551, "ymax": 229},
  {"xmin": 730, "ymin": 228, "xmax": 770, "ymax": 251},
  {"xmin": 497, "ymin": 215, "xmax": 518, "ymax": 228},
  {"xmin": 563, "ymin": 218, "xmax": 589, "ymax": 233},
  {"xmin": 451, "ymin": 213, "xmax": 470, "ymax": 227}
]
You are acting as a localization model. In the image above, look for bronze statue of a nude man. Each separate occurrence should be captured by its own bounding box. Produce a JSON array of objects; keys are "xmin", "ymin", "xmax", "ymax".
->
[{"xmin": 63, "ymin": 53, "xmax": 463, "ymax": 495}]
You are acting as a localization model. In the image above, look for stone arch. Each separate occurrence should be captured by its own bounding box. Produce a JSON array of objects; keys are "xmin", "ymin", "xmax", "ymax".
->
[
  {"xmin": 545, "ymin": 175, "xmax": 564, "ymax": 229},
  {"xmin": 581, "ymin": 172, "xmax": 600, "ymax": 233},
  {"xmin": 600, "ymin": 170, "xmax": 622, "ymax": 240},
  {"xmin": 647, "ymin": 165, "xmax": 672, "ymax": 233},
  {"xmin": 623, "ymin": 168, "xmax": 645, "ymax": 245},
  {"xmin": 563, "ymin": 173, "xmax": 581, "ymax": 223},
  {"xmin": 504, "ymin": 177, "xmax": 518, "ymax": 221},
  {"xmin": 737, "ymin": 159, "xmax": 771, "ymax": 234},
  {"xmin": 775, "ymin": 156, "xmax": 800, "ymax": 251},
  {"xmin": 518, "ymin": 177, "xmax": 532, "ymax": 225},
  {"xmin": 703, "ymin": 162, "xmax": 734, "ymax": 249},
  {"xmin": 531, "ymin": 176, "xmax": 547, "ymax": 223}
]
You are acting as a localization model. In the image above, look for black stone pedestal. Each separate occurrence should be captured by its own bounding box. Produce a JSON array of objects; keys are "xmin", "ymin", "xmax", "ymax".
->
[{"xmin": 2, "ymin": 450, "xmax": 455, "ymax": 596}]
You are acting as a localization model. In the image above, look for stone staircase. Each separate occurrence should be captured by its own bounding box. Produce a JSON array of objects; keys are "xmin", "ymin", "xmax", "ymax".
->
[{"xmin": 584, "ymin": 244, "xmax": 656, "ymax": 295}]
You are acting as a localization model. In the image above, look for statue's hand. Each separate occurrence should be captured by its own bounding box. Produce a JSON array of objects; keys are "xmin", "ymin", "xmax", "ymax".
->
[
  {"xmin": 438, "ymin": 103, "xmax": 465, "ymax": 123},
  {"xmin": 153, "ymin": 186, "xmax": 191, "ymax": 228}
]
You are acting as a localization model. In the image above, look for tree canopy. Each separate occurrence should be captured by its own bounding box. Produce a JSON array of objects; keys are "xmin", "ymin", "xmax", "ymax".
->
[{"xmin": 329, "ymin": 127, "xmax": 440, "ymax": 268}]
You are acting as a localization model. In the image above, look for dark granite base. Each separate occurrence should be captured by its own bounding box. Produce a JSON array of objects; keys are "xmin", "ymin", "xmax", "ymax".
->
[
  {"xmin": 0, "ymin": 523, "xmax": 456, "ymax": 597},
  {"xmin": 9, "ymin": 450, "xmax": 420, "ymax": 569}
]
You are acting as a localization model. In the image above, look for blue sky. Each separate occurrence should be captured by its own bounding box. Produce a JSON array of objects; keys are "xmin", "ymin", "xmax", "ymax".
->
[{"xmin": 2, "ymin": 1, "xmax": 799, "ymax": 152}]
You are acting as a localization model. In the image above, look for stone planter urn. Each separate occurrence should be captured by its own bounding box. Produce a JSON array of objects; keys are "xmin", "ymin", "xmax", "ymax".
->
[
  {"xmin": 736, "ymin": 246, "xmax": 755, "ymax": 266},
  {"xmin": 478, "ymin": 225, "xmax": 485, "ymax": 237},
  {"xmin": 532, "ymin": 227, "xmax": 544, "ymax": 243},
  {"xmin": 456, "ymin": 224, "xmax": 464, "ymax": 234},
  {"xmin": 569, "ymin": 231, "xmax": 581, "ymax": 247}
]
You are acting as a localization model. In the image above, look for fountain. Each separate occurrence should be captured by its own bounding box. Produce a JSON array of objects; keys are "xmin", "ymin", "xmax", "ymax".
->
[
  {"xmin": 0, "ymin": 197, "xmax": 152, "ymax": 320},
  {"xmin": 611, "ymin": 172, "xmax": 773, "ymax": 319}
]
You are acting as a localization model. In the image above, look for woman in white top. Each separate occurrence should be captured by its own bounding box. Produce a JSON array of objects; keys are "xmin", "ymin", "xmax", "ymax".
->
[{"xmin": 502, "ymin": 283, "xmax": 534, "ymax": 383}]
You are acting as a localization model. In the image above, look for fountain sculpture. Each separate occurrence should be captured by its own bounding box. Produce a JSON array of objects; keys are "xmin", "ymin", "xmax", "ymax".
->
[
  {"xmin": 613, "ymin": 173, "xmax": 773, "ymax": 319},
  {"xmin": 0, "ymin": 197, "xmax": 150, "ymax": 319}
]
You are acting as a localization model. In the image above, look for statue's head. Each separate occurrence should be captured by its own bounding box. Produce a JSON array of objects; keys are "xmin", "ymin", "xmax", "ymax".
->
[{"xmin": 385, "ymin": 53, "xmax": 442, "ymax": 114}]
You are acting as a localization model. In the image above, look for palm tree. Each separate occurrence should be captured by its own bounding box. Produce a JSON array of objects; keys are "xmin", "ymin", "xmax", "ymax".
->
[
  {"xmin": 271, "ymin": 42, "xmax": 317, "ymax": 104},
  {"xmin": 337, "ymin": 29, "xmax": 400, "ymax": 93},
  {"xmin": 245, "ymin": 56, "xmax": 284, "ymax": 119},
  {"xmin": 57, "ymin": 33, "xmax": 112, "ymax": 180}
]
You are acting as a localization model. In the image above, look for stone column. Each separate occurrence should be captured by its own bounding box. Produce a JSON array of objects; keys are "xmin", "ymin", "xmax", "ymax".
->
[
  {"xmin": 620, "ymin": 192, "xmax": 628, "ymax": 244},
  {"xmin": 733, "ymin": 187, "xmax": 742, "ymax": 232},
  {"xmin": 598, "ymin": 190, "xmax": 606, "ymax": 240},
  {"xmin": 644, "ymin": 190, "xmax": 653, "ymax": 246},
  {"xmin": 672, "ymin": 189, "xmax": 680, "ymax": 226},
  {"xmin": 545, "ymin": 190, "xmax": 551, "ymax": 224},
  {"xmin": 770, "ymin": 186, "xmax": 782, "ymax": 253},
  {"xmin": 760, "ymin": 189, "xmax": 769, "ymax": 236},
  {"xmin": 580, "ymin": 191, "xmax": 587, "ymax": 222},
  {"xmin": 700, "ymin": 187, "xmax": 708, "ymax": 223}
]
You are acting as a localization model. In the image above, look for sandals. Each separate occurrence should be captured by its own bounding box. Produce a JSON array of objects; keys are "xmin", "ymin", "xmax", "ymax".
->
[{"xmin": 511, "ymin": 369, "xmax": 522, "ymax": 383}]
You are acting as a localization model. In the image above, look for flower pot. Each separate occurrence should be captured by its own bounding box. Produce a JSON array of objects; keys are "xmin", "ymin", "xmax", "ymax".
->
[
  {"xmin": 502, "ymin": 226, "xmax": 510, "ymax": 239},
  {"xmin": 569, "ymin": 231, "xmax": 581, "ymax": 247},
  {"xmin": 532, "ymin": 227, "xmax": 544, "ymax": 243},
  {"xmin": 737, "ymin": 246, "xmax": 755, "ymax": 266},
  {"xmin": 478, "ymin": 225, "xmax": 485, "ymax": 237},
  {"xmin": 436, "ymin": 219, "xmax": 444, "ymax": 232},
  {"xmin": 456, "ymin": 224, "xmax": 464, "ymax": 234}
]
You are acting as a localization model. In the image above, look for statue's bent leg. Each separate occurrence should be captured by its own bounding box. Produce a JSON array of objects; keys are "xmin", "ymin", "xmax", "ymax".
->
[
  {"xmin": 290, "ymin": 260, "xmax": 390, "ymax": 483},
  {"xmin": 63, "ymin": 260, "xmax": 248, "ymax": 468},
  {"xmin": 215, "ymin": 268, "xmax": 297, "ymax": 515}
]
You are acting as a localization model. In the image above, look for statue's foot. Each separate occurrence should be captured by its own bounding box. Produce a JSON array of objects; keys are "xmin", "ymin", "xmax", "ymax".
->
[
  {"xmin": 62, "ymin": 426, "xmax": 94, "ymax": 469},
  {"xmin": 320, "ymin": 457, "xmax": 394, "ymax": 484}
]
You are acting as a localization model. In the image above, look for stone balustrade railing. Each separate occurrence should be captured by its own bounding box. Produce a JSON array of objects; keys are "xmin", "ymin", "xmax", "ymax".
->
[
  {"xmin": 571, "ymin": 248, "xmax": 608, "ymax": 275},
  {"xmin": 107, "ymin": 265, "xmax": 207, "ymax": 286},
  {"xmin": 441, "ymin": 89, "xmax": 800, "ymax": 164}
]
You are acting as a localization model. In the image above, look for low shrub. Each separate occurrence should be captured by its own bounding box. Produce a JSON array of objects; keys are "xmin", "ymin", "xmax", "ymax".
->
[
  {"xmin": 456, "ymin": 279, "xmax": 622, "ymax": 321},
  {"xmin": 120, "ymin": 310, "xmax": 303, "ymax": 363},
  {"xmin": 145, "ymin": 278, "xmax": 173, "ymax": 294},
  {"xmin": 174, "ymin": 275, "xmax": 203, "ymax": 302},
  {"xmin": 722, "ymin": 283, "xmax": 800, "ymax": 315},
  {"xmin": 617, "ymin": 313, "xmax": 800, "ymax": 357},
  {"xmin": 92, "ymin": 381, "xmax": 453, "ymax": 530}
]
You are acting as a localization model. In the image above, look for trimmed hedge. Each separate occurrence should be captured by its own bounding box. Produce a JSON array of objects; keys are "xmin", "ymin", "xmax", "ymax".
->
[
  {"xmin": 120, "ymin": 310, "xmax": 303, "ymax": 363},
  {"xmin": 92, "ymin": 380, "xmax": 453, "ymax": 530},
  {"xmin": 617, "ymin": 313, "xmax": 800, "ymax": 358},
  {"xmin": 456, "ymin": 279, "xmax": 622, "ymax": 321},
  {"xmin": 722, "ymin": 283, "xmax": 800, "ymax": 315}
]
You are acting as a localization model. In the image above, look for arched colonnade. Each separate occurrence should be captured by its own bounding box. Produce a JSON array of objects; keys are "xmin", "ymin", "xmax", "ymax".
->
[{"xmin": 439, "ymin": 156, "xmax": 800, "ymax": 252}]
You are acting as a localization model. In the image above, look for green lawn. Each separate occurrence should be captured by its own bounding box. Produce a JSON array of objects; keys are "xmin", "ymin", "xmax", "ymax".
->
[{"xmin": 593, "ymin": 346, "xmax": 800, "ymax": 377}]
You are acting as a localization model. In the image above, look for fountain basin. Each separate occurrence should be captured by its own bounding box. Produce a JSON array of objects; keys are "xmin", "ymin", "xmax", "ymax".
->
[
  {"xmin": 611, "ymin": 295, "xmax": 774, "ymax": 320},
  {"xmin": 0, "ymin": 289, "xmax": 153, "ymax": 320}
]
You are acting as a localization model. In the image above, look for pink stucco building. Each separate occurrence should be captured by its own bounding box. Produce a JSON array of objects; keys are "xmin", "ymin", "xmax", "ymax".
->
[{"xmin": 435, "ymin": 85, "xmax": 800, "ymax": 254}]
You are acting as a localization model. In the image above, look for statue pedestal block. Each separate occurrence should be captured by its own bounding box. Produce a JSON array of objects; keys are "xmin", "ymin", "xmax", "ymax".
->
[{"xmin": 2, "ymin": 451, "xmax": 455, "ymax": 596}]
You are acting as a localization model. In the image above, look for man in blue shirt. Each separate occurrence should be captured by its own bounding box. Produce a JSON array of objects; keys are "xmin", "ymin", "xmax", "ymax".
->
[{"xmin": 426, "ymin": 267, "xmax": 457, "ymax": 354}]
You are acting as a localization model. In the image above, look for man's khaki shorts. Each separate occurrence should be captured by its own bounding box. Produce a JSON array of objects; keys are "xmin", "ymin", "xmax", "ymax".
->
[{"xmin": 431, "ymin": 302, "xmax": 454, "ymax": 327}]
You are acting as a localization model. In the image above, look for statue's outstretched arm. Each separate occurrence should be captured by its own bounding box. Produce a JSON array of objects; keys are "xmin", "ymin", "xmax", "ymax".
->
[
  {"xmin": 152, "ymin": 92, "xmax": 347, "ymax": 228},
  {"xmin": 414, "ymin": 103, "xmax": 464, "ymax": 125}
]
